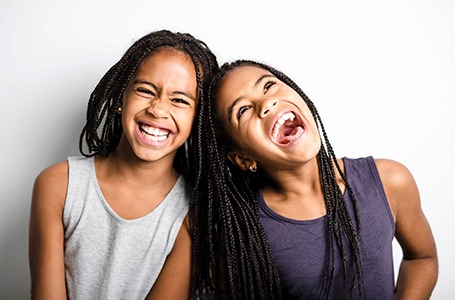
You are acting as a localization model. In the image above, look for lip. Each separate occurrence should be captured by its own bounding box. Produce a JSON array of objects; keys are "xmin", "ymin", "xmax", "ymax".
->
[
  {"xmin": 269, "ymin": 110, "xmax": 306, "ymax": 146},
  {"xmin": 135, "ymin": 120, "xmax": 175, "ymax": 146}
]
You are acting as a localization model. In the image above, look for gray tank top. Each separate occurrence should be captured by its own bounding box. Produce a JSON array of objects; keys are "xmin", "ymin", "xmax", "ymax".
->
[
  {"xmin": 63, "ymin": 156, "xmax": 190, "ymax": 299},
  {"xmin": 259, "ymin": 156, "xmax": 395, "ymax": 299}
]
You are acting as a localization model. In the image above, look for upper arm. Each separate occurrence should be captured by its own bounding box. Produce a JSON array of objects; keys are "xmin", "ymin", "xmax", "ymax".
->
[
  {"xmin": 146, "ymin": 215, "xmax": 192, "ymax": 300},
  {"xmin": 29, "ymin": 161, "xmax": 68, "ymax": 299},
  {"xmin": 375, "ymin": 159, "xmax": 437, "ymax": 260}
]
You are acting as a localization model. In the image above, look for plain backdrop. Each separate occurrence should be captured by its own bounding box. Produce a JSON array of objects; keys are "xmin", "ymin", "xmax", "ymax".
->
[{"xmin": 1, "ymin": 0, "xmax": 454, "ymax": 298}]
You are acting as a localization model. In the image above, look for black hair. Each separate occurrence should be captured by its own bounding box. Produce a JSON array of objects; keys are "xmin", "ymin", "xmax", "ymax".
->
[
  {"xmin": 191, "ymin": 60, "xmax": 365, "ymax": 299},
  {"xmin": 79, "ymin": 29, "xmax": 218, "ymax": 181}
]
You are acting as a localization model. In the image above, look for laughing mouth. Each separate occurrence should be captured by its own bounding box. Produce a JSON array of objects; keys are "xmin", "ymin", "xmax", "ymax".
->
[
  {"xmin": 271, "ymin": 112, "xmax": 304, "ymax": 144},
  {"xmin": 139, "ymin": 123, "xmax": 171, "ymax": 142}
]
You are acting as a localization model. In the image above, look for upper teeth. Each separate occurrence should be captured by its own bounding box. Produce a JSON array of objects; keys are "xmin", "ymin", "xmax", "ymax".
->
[
  {"xmin": 272, "ymin": 112, "xmax": 295, "ymax": 139},
  {"xmin": 141, "ymin": 124, "xmax": 169, "ymax": 137}
]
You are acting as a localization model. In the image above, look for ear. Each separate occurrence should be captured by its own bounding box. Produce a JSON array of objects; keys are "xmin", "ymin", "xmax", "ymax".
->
[{"xmin": 227, "ymin": 151, "xmax": 253, "ymax": 171}]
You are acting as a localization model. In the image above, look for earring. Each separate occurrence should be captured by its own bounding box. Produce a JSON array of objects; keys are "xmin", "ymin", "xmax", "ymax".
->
[
  {"xmin": 116, "ymin": 106, "xmax": 122, "ymax": 114},
  {"xmin": 248, "ymin": 162, "xmax": 257, "ymax": 172}
]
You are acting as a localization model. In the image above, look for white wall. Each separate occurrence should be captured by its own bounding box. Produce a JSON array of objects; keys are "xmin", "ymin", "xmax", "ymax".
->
[{"xmin": 1, "ymin": 0, "xmax": 453, "ymax": 298}]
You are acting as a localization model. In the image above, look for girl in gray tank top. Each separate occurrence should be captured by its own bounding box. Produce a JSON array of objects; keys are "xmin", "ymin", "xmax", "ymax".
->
[
  {"xmin": 29, "ymin": 30, "xmax": 218, "ymax": 299},
  {"xmin": 192, "ymin": 60, "xmax": 437, "ymax": 299}
]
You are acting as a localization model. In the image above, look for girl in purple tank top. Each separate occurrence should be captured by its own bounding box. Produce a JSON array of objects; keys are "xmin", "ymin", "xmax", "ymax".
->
[{"xmin": 192, "ymin": 60, "xmax": 437, "ymax": 299}]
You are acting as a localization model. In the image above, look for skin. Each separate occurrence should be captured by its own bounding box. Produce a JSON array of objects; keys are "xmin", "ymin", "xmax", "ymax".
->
[
  {"xmin": 215, "ymin": 65, "xmax": 438, "ymax": 299},
  {"xmin": 29, "ymin": 48, "xmax": 197, "ymax": 299}
]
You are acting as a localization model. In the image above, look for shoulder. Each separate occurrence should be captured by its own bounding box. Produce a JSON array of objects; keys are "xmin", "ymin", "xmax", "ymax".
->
[
  {"xmin": 29, "ymin": 160, "xmax": 70, "ymax": 298},
  {"xmin": 32, "ymin": 160, "xmax": 69, "ymax": 210},
  {"xmin": 373, "ymin": 158, "xmax": 419, "ymax": 220},
  {"xmin": 34, "ymin": 160, "xmax": 68, "ymax": 187},
  {"xmin": 374, "ymin": 158, "xmax": 415, "ymax": 190}
]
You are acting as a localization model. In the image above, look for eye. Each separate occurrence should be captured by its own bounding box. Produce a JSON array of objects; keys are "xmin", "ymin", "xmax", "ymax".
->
[
  {"xmin": 137, "ymin": 87, "xmax": 155, "ymax": 96},
  {"xmin": 172, "ymin": 98, "xmax": 190, "ymax": 106},
  {"xmin": 264, "ymin": 80, "xmax": 276, "ymax": 93},
  {"xmin": 236, "ymin": 105, "xmax": 251, "ymax": 120}
]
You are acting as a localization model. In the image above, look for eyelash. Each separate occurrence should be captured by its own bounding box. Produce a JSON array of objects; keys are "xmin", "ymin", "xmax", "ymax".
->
[
  {"xmin": 137, "ymin": 88, "xmax": 190, "ymax": 106},
  {"xmin": 264, "ymin": 80, "xmax": 276, "ymax": 91},
  {"xmin": 172, "ymin": 98, "xmax": 190, "ymax": 105},
  {"xmin": 236, "ymin": 105, "xmax": 251, "ymax": 120},
  {"xmin": 137, "ymin": 88, "xmax": 154, "ymax": 96},
  {"xmin": 236, "ymin": 80, "xmax": 277, "ymax": 120}
]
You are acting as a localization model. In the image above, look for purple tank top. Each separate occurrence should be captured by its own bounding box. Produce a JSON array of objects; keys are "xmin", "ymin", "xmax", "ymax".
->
[{"xmin": 259, "ymin": 156, "xmax": 395, "ymax": 299}]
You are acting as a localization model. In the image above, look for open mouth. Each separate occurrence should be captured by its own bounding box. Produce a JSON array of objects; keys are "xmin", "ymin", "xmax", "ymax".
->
[
  {"xmin": 271, "ymin": 111, "xmax": 304, "ymax": 144},
  {"xmin": 139, "ymin": 122, "xmax": 171, "ymax": 142}
]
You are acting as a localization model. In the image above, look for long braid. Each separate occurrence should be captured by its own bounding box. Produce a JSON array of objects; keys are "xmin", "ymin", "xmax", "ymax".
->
[
  {"xmin": 78, "ymin": 30, "xmax": 219, "ymax": 299},
  {"xmin": 258, "ymin": 60, "xmax": 366, "ymax": 299},
  {"xmin": 192, "ymin": 65, "xmax": 282, "ymax": 299},
  {"xmin": 79, "ymin": 30, "xmax": 218, "ymax": 182},
  {"xmin": 193, "ymin": 59, "xmax": 365, "ymax": 299},
  {"xmin": 309, "ymin": 90, "xmax": 365, "ymax": 299}
]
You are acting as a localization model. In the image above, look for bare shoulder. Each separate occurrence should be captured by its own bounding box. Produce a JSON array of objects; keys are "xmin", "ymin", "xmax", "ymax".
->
[
  {"xmin": 34, "ymin": 160, "xmax": 68, "ymax": 189},
  {"xmin": 36, "ymin": 160, "xmax": 68, "ymax": 178},
  {"xmin": 29, "ymin": 160, "xmax": 69, "ymax": 297},
  {"xmin": 374, "ymin": 158, "xmax": 414, "ymax": 182},
  {"xmin": 32, "ymin": 160, "xmax": 69, "ymax": 209},
  {"xmin": 374, "ymin": 158, "xmax": 419, "ymax": 221}
]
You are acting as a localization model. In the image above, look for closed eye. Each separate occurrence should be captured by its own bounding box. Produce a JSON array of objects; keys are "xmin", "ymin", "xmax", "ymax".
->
[
  {"xmin": 172, "ymin": 98, "xmax": 191, "ymax": 106},
  {"xmin": 264, "ymin": 80, "xmax": 276, "ymax": 93},
  {"xmin": 236, "ymin": 105, "xmax": 251, "ymax": 120},
  {"xmin": 137, "ymin": 87, "xmax": 155, "ymax": 96}
]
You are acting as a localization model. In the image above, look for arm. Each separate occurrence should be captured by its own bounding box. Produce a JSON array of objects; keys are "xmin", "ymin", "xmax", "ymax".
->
[
  {"xmin": 146, "ymin": 215, "xmax": 192, "ymax": 300},
  {"xmin": 29, "ymin": 161, "xmax": 68, "ymax": 300},
  {"xmin": 376, "ymin": 159, "xmax": 438, "ymax": 300}
]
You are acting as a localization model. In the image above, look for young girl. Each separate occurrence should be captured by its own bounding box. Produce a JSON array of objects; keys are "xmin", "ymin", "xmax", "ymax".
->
[
  {"xmin": 28, "ymin": 30, "xmax": 218, "ymax": 299},
  {"xmin": 191, "ymin": 60, "xmax": 438, "ymax": 299}
]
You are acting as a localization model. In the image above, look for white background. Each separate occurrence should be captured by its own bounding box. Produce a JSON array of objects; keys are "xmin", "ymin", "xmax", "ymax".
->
[{"xmin": 1, "ymin": 0, "xmax": 454, "ymax": 298}]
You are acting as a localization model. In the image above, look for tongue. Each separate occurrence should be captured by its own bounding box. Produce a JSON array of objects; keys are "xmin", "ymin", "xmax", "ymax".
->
[{"xmin": 278, "ymin": 126, "xmax": 304, "ymax": 144}]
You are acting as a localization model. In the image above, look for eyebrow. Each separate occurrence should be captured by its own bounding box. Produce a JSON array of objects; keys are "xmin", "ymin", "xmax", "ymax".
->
[
  {"xmin": 133, "ymin": 79, "xmax": 196, "ymax": 101},
  {"xmin": 227, "ymin": 73, "xmax": 275, "ymax": 121}
]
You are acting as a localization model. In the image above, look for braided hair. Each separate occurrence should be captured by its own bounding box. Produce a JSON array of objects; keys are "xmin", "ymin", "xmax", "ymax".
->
[
  {"xmin": 79, "ymin": 29, "xmax": 218, "ymax": 180},
  {"xmin": 191, "ymin": 60, "xmax": 365, "ymax": 299}
]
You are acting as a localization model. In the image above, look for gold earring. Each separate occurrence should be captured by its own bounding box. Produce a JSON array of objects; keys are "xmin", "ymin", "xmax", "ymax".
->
[{"xmin": 249, "ymin": 162, "xmax": 257, "ymax": 172}]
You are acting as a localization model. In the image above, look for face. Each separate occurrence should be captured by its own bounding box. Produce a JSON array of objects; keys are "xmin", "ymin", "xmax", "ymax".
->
[
  {"xmin": 215, "ymin": 65, "xmax": 321, "ymax": 172},
  {"xmin": 118, "ymin": 47, "xmax": 198, "ymax": 163}
]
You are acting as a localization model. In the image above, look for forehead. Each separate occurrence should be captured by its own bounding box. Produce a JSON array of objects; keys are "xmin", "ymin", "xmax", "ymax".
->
[
  {"xmin": 220, "ymin": 65, "xmax": 268, "ymax": 89},
  {"xmin": 217, "ymin": 65, "xmax": 270, "ymax": 101},
  {"xmin": 141, "ymin": 47, "xmax": 193, "ymax": 69},
  {"xmin": 134, "ymin": 48, "xmax": 197, "ymax": 84}
]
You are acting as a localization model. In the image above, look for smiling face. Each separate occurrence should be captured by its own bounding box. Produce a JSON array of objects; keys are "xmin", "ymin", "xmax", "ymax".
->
[
  {"xmin": 117, "ymin": 47, "xmax": 198, "ymax": 163},
  {"xmin": 215, "ymin": 65, "xmax": 321, "ymax": 172}
]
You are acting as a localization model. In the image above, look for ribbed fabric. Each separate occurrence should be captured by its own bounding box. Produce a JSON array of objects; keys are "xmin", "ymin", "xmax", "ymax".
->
[
  {"xmin": 63, "ymin": 156, "xmax": 190, "ymax": 300},
  {"xmin": 259, "ymin": 156, "xmax": 395, "ymax": 299}
]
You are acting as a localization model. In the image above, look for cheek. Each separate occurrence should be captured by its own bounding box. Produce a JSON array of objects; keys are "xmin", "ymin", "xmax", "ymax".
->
[
  {"xmin": 122, "ymin": 102, "xmax": 139, "ymax": 123},
  {"xmin": 229, "ymin": 126, "xmax": 255, "ymax": 151},
  {"xmin": 120, "ymin": 111, "xmax": 135, "ymax": 137},
  {"xmin": 122, "ymin": 95, "xmax": 142, "ymax": 115},
  {"xmin": 175, "ymin": 109, "xmax": 196, "ymax": 132}
]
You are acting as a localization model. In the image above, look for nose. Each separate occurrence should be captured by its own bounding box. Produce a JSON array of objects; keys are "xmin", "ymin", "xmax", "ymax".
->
[
  {"xmin": 259, "ymin": 99, "xmax": 278, "ymax": 118},
  {"xmin": 147, "ymin": 99, "xmax": 169, "ymax": 119}
]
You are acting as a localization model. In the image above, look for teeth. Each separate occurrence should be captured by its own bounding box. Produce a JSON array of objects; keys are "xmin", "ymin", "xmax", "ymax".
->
[
  {"xmin": 272, "ymin": 112, "xmax": 295, "ymax": 139},
  {"xmin": 140, "ymin": 123, "xmax": 170, "ymax": 140},
  {"xmin": 142, "ymin": 133, "xmax": 167, "ymax": 141}
]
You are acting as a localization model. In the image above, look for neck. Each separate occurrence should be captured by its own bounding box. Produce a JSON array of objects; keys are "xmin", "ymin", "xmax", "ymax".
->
[
  {"xmin": 263, "ymin": 157, "xmax": 321, "ymax": 197},
  {"xmin": 97, "ymin": 146, "xmax": 179, "ymax": 189},
  {"xmin": 260, "ymin": 157, "xmax": 326, "ymax": 220}
]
